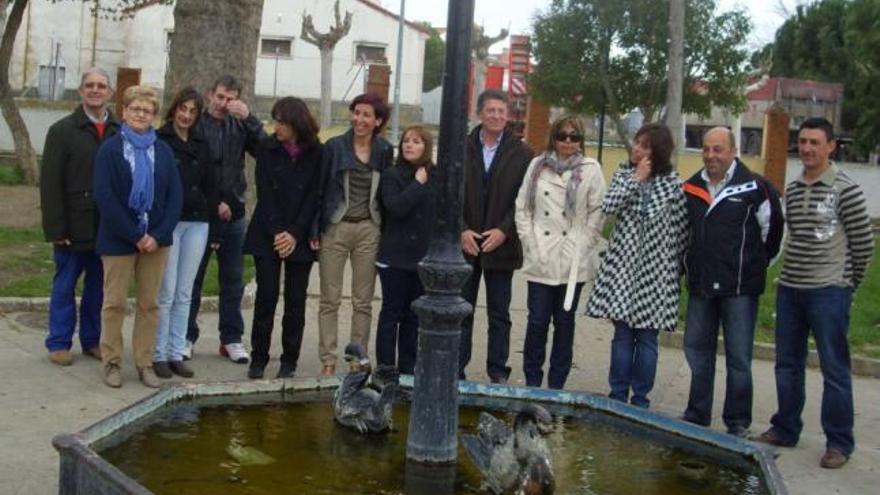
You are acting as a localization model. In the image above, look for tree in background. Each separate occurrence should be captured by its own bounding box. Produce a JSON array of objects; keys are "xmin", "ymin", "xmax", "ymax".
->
[
  {"xmin": 301, "ymin": 0, "xmax": 353, "ymax": 129},
  {"xmin": 0, "ymin": 0, "xmax": 38, "ymax": 185},
  {"xmin": 164, "ymin": 0, "xmax": 263, "ymax": 104},
  {"xmin": 421, "ymin": 22, "xmax": 445, "ymax": 92},
  {"xmin": 530, "ymin": 0, "xmax": 750, "ymax": 147},
  {"xmin": 760, "ymin": 0, "xmax": 880, "ymax": 154}
]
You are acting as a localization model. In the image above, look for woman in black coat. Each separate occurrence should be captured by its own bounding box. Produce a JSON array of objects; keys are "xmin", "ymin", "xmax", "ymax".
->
[
  {"xmin": 243, "ymin": 97, "xmax": 322, "ymax": 379},
  {"xmin": 374, "ymin": 125, "xmax": 436, "ymax": 376}
]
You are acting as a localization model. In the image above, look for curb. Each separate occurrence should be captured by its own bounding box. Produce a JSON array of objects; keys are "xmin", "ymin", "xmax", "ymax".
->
[{"xmin": 1, "ymin": 291, "xmax": 878, "ymax": 378}]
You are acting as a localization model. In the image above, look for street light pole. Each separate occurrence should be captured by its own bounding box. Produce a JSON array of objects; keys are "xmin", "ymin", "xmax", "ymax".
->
[
  {"xmin": 405, "ymin": 0, "xmax": 474, "ymax": 465},
  {"xmin": 391, "ymin": 0, "xmax": 405, "ymax": 143}
]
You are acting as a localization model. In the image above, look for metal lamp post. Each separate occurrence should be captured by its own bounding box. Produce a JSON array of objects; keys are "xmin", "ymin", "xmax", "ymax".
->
[{"xmin": 405, "ymin": 0, "xmax": 474, "ymax": 465}]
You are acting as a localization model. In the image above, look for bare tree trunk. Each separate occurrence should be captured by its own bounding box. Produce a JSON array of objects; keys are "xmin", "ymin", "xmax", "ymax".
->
[
  {"xmin": 664, "ymin": 0, "xmax": 686, "ymax": 155},
  {"xmin": 319, "ymin": 46, "xmax": 333, "ymax": 128},
  {"xmin": 164, "ymin": 0, "xmax": 263, "ymax": 103},
  {"xmin": 0, "ymin": 0, "xmax": 38, "ymax": 185}
]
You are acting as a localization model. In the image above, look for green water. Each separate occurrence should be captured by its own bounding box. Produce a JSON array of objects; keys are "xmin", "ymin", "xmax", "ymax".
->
[{"xmin": 99, "ymin": 398, "xmax": 766, "ymax": 494}]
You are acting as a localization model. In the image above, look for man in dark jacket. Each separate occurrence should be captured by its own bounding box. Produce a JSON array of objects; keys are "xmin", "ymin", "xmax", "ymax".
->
[
  {"xmin": 681, "ymin": 127, "xmax": 784, "ymax": 436},
  {"xmin": 460, "ymin": 89, "xmax": 533, "ymax": 382},
  {"xmin": 186, "ymin": 75, "xmax": 266, "ymax": 364},
  {"xmin": 40, "ymin": 67, "xmax": 120, "ymax": 366}
]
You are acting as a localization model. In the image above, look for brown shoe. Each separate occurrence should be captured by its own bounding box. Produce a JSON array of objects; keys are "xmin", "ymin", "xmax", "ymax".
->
[
  {"xmin": 49, "ymin": 350, "xmax": 73, "ymax": 366},
  {"xmin": 103, "ymin": 363, "xmax": 122, "ymax": 388},
  {"xmin": 83, "ymin": 347, "xmax": 102, "ymax": 360},
  {"xmin": 820, "ymin": 448, "xmax": 848, "ymax": 469},
  {"xmin": 752, "ymin": 429, "xmax": 796, "ymax": 448},
  {"xmin": 168, "ymin": 360, "xmax": 194, "ymax": 378},
  {"xmin": 320, "ymin": 364, "xmax": 336, "ymax": 377},
  {"xmin": 138, "ymin": 367, "xmax": 161, "ymax": 389}
]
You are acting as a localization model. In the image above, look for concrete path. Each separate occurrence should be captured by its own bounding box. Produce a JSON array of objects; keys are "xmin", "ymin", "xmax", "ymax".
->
[{"xmin": 1, "ymin": 286, "xmax": 878, "ymax": 494}]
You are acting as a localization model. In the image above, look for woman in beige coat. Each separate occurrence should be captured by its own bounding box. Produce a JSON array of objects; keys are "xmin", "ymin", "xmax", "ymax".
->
[{"xmin": 514, "ymin": 115, "xmax": 605, "ymax": 389}]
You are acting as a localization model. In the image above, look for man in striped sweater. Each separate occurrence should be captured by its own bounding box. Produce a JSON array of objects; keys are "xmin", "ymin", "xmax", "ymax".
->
[{"xmin": 755, "ymin": 118, "xmax": 874, "ymax": 469}]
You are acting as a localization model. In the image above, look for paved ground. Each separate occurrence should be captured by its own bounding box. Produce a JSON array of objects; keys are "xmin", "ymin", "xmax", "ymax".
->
[{"xmin": 1, "ymin": 276, "xmax": 878, "ymax": 495}]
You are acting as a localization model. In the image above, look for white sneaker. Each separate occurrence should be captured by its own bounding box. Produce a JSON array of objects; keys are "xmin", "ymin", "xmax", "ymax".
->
[
  {"xmin": 182, "ymin": 340, "xmax": 193, "ymax": 361},
  {"xmin": 220, "ymin": 342, "xmax": 249, "ymax": 364}
]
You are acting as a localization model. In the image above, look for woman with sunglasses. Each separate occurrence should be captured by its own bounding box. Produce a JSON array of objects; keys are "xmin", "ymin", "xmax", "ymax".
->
[
  {"xmin": 514, "ymin": 115, "xmax": 605, "ymax": 389},
  {"xmin": 243, "ymin": 97, "xmax": 323, "ymax": 379},
  {"xmin": 586, "ymin": 123, "xmax": 688, "ymax": 408}
]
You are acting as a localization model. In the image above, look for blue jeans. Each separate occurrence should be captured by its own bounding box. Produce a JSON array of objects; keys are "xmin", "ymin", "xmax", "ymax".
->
[
  {"xmin": 376, "ymin": 265, "xmax": 424, "ymax": 374},
  {"xmin": 154, "ymin": 222, "xmax": 209, "ymax": 361},
  {"xmin": 187, "ymin": 217, "xmax": 246, "ymax": 345},
  {"xmin": 608, "ymin": 321, "xmax": 659, "ymax": 408},
  {"xmin": 769, "ymin": 285, "xmax": 854, "ymax": 456},
  {"xmin": 45, "ymin": 248, "xmax": 103, "ymax": 352},
  {"xmin": 459, "ymin": 262, "xmax": 513, "ymax": 381},
  {"xmin": 523, "ymin": 282, "xmax": 583, "ymax": 389},
  {"xmin": 683, "ymin": 294, "xmax": 758, "ymax": 431}
]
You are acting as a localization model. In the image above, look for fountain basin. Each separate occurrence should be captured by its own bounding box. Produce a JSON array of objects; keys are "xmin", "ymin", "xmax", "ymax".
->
[{"xmin": 53, "ymin": 377, "xmax": 787, "ymax": 494}]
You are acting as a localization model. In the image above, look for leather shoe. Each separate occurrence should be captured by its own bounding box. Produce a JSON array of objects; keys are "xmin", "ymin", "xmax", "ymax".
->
[
  {"xmin": 83, "ymin": 347, "xmax": 102, "ymax": 360},
  {"xmin": 138, "ymin": 367, "xmax": 161, "ymax": 388},
  {"xmin": 152, "ymin": 361, "xmax": 173, "ymax": 379},
  {"xmin": 248, "ymin": 364, "xmax": 265, "ymax": 380},
  {"xmin": 103, "ymin": 363, "xmax": 122, "ymax": 388},
  {"xmin": 820, "ymin": 448, "xmax": 848, "ymax": 469},
  {"xmin": 752, "ymin": 429, "xmax": 796, "ymax": 448},
  {"xmin": 276, "ymin": 363, "xmax": 295, "ymax": 379},
  {"xmin": 49, "ymin": 350, "xmax": 73, "ymax": 366},
  {"xmin": 169, "ymin": 360, "xmax": 194, "ymax": 378},
  {"xmin": 320, "ymin": 364, "xmax": 336, "ymax": 377}
]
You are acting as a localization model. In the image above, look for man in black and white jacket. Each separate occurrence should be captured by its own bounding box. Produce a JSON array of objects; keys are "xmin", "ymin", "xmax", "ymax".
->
[{"xmin": 681, "ymin": 127, "xmax": 784, "ymax": 437}]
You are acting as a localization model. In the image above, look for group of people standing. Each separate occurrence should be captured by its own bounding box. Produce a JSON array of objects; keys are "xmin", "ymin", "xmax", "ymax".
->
[{"xmin": 39, "ymin": 70, "xmax": 872, "ymax": 469}]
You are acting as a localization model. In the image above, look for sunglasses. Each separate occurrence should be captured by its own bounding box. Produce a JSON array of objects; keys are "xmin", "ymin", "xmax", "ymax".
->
[{"xmin": 555, "ymin": 132, "xmax": 583, "ymax": 143}]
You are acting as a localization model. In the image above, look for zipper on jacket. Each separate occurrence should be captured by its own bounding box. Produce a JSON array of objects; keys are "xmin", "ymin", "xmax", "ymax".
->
[{"xmin": 736, "ymin": 205, "xmax": 753, "ymax": 295}]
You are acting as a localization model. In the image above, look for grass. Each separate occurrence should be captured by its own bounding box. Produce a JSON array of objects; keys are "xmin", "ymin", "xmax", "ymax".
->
[
  {"xmin": 0, "ymin": 225, "xmax": 254, "ymax": 298},
  {"xmin": 0, "ymin": 164, "xmax": 24, "ymax": 185}
]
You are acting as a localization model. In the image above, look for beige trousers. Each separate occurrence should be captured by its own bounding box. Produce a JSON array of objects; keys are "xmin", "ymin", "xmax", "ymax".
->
[
  {"xmin": 100, "ymin": 248, "xmax": 169, "ymax": 369},
  {"xmin": 318, "ymin": 220, "xmax": 380, "ymax": 365}
]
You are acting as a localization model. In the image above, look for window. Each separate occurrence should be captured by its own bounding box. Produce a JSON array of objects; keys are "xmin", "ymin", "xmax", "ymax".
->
[
  {"xmin": 355, "ymin": 43, "xmax": 387, "ymax": 64},
  {"xmin": 261, "ymin": 38, "xmax": 293, "ymax": 58}
]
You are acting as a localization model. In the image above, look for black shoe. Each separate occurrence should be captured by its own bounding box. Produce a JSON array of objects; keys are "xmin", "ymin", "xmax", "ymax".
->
[
  {"xmin": 168, "ymin": 360, "xmax": 194, "ymax": 378},
  {"xmin": 152, "ymin": 361, "xmax": 173, "ymax": 379},
  {"xmin": 248, "ymin": 365, "xmax": 265, "ymax": 380},
  {"xmin": 727, "ymin": 426, "xmax": 750, "ymax": 438},
  {"xmin": 276, "ymin": 363, "xmax": 295, "ymax": 379}
]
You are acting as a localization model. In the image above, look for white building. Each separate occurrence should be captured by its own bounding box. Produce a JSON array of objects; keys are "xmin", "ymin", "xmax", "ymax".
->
[{"xmin": 8, "ymin": 0, "xmax": 428, "ymax": 107}]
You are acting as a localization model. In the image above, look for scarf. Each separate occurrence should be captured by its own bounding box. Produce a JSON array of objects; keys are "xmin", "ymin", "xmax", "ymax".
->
[
  {"xmin": 121, "ymin": 123, "xmax": 156, "ymax": 234},
  {"xmin": 526, "ymin": 151, "xmax": 584, "ymax": 218},
  {"xmin": 282, "ymin": 141, "xmax": 302, "ymax": 161}
]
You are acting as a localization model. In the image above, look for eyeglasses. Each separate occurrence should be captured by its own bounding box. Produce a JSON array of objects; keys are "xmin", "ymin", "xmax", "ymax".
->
[
  {"xmin": 83, "ymin": 82, "xmax": 108, "ymax": 90},
  {"xmin": 555, "ymin": 132, "xmax": 583, "ymax": 143},
  {"xmin": 127, "ymin": 106, "xmax": 155, "ymax": 116}
]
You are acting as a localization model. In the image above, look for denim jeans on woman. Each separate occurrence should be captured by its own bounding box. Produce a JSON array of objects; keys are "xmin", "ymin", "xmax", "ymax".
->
[
  {"xmin": 154, "ymin": 221, "xmax": 209, "ymax": 361},
  {"xmin": 523, "ymin": 282, "xmax": 584, "ymax": 389},
  {"xmin": 376, "ymin": 265, "xmax": 424, "ymax": 374},
  {"xmin": 608, "ymin": 320, "xmax": 659, "ymax": 408}
]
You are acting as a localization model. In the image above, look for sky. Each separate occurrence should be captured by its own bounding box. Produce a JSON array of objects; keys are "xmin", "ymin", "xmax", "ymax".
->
[{"xmin": 378, "ymin": 0, "xmax": 800, "ymax": 52}]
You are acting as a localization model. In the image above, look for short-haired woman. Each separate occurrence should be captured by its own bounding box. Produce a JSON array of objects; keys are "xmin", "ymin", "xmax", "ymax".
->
[
  {"xmin": 374, "ymin": 125, "xmax": 436, "ymax": 377},
  {"xmin": 151, "ymin": 87, "xmax": 218, "ymax": 380},
  {"xmin": 312, "ymin": 93, "xmax": 394, "ymax": 376},
  {"xmin": 244, "ymin": 97, "xmax": 323, "ymax": 379},
  {"xmin": 514, "ymin": 115, "xmax": 605, "ymax": 389},
  {"xmin": 586, "ymin": 123, "xmax": 688, "ymax": 408},
  {"xmin": 93, "ymin": 85, "xmax": 183, "ymax": 389}
]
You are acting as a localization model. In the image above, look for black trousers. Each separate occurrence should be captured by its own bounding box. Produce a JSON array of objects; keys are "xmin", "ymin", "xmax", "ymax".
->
[{"xmin": 250, "ymin": 255, "xmax": 312, "ymax": 369}]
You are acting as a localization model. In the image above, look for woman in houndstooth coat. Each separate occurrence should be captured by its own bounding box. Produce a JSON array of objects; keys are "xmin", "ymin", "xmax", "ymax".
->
[{"xmin": 586, "ymin": 123, "xmax": 688, "ymax": 408}]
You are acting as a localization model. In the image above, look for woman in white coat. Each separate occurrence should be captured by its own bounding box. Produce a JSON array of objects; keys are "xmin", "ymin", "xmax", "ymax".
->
[{"xmin": 514, "ymin": 115, "xmax": 605, "ymax": 389}]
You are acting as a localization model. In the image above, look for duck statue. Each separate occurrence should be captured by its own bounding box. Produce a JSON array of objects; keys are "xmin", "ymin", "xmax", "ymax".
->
[
  {"xmin": 332, "ymin": 342, "xmax": 398, "ymax": 434},
  {"xmin": 463, "ymin": 404, "xmax": 555, "ymax": 495}
]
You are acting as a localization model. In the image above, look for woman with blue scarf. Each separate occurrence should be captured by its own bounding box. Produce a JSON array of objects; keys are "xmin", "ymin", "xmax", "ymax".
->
[{"xmin": 93, "ymin": 86, "xmax": 183, "ymax": 389}]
